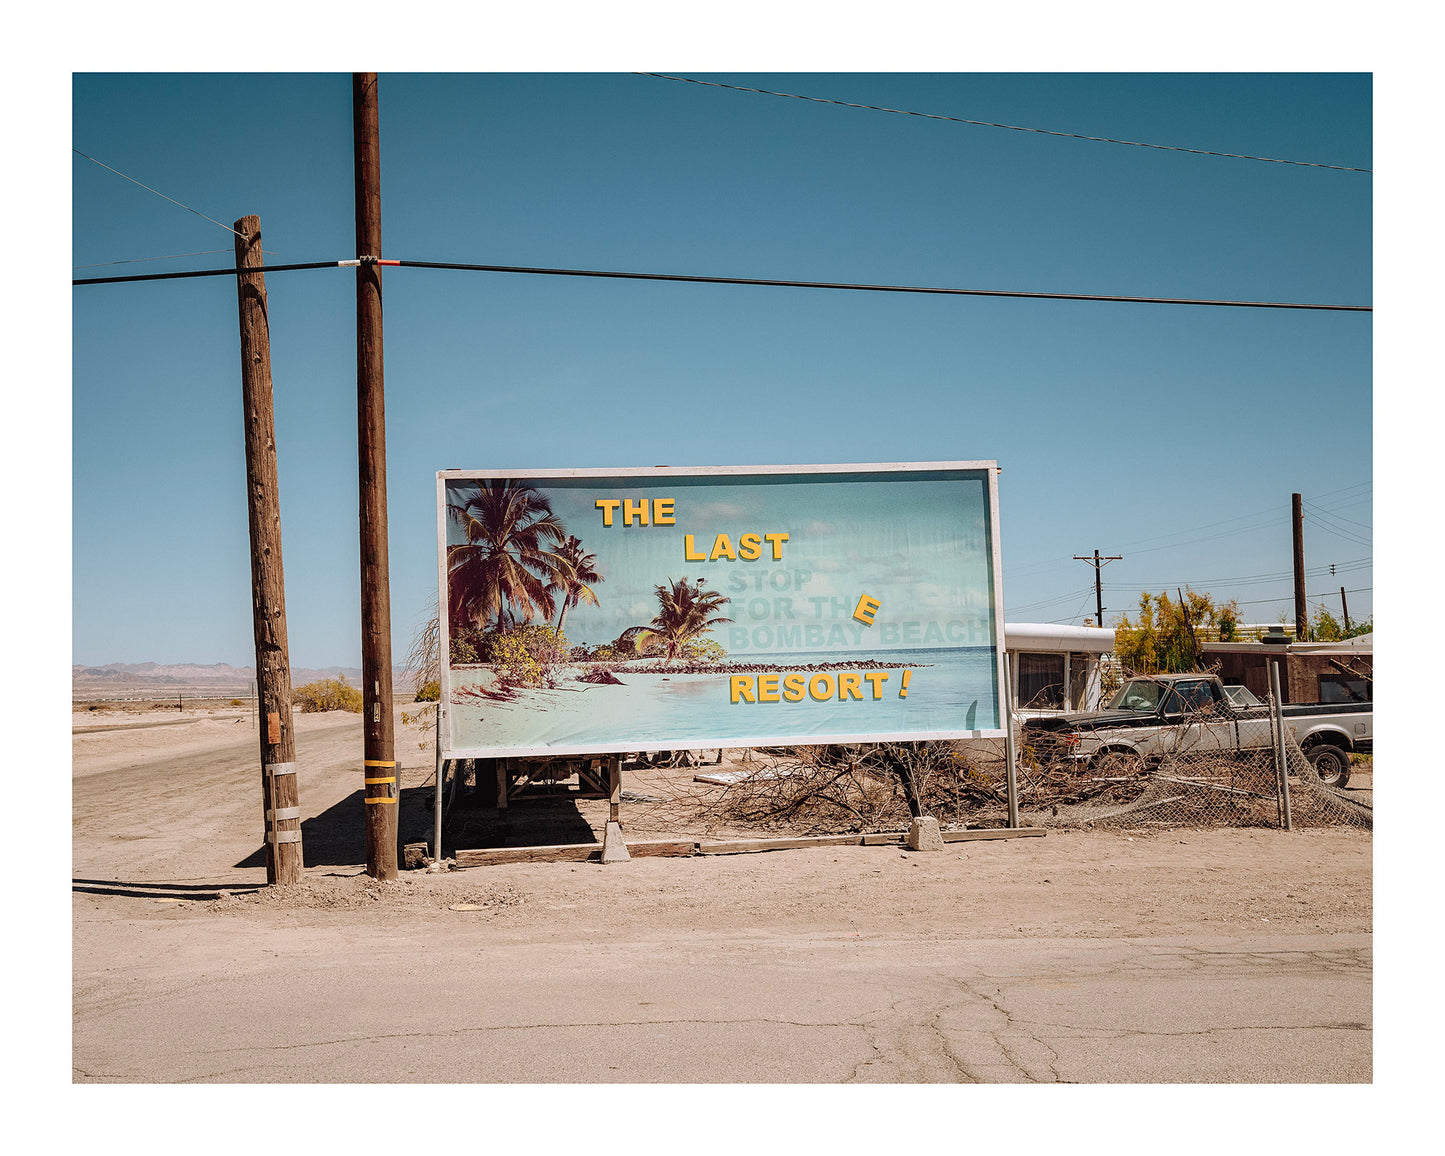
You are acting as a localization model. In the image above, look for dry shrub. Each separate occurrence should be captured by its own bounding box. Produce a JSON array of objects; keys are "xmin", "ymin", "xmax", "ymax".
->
[{"xmin": 294, "ymin": 678, "xmax": 363, "ymax": 713}]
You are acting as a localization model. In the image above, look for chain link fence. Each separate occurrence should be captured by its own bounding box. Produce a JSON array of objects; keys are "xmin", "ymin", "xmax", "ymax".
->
[
  {"xmin": 601, "ymin": 695, "xmax": 1371, "ymax": 837},
  {"xmin": 1013, "ymin": 704, "xmax": 1371, "ymax": 830}
]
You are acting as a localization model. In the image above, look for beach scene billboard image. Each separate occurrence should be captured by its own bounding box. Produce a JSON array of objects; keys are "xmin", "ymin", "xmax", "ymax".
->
[{"xmin": 437, "ymin": 463, "xmax": 1005, "ymax": 759}]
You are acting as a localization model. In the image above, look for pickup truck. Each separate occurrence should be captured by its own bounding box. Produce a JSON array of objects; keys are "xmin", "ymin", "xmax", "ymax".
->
[{"xmin": 1022, "ymin": 672, "xmax": 1371, "ymax": 788}]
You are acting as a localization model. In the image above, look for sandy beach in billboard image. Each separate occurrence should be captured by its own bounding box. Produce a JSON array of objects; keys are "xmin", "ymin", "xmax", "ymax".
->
[
  {"xmin": 439, "ymin": 469, "xmax": 1003, "ymax": 754},
  {"xmin": 445, "ymin": 649, "xmax": 998, "ymax": 753}
]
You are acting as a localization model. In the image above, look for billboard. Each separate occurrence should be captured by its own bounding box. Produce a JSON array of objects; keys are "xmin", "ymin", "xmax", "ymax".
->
[{"xmin": 437, "ymin": 462, "xmax": 1006, "ymax": 759}]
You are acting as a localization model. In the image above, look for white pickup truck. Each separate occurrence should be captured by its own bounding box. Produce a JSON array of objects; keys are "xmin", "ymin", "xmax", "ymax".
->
[{"xmin": 1022, "ymin": 672, "xmax": 1371, "ymax": 787}]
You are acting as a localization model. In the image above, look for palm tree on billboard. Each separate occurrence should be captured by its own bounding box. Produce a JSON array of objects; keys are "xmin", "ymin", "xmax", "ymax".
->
[
  {"xmin": 636, "ymin": 578, "xmax": 732, "ymax": 664},
  {"xmin": 447, "ymin": 480, "xmax": 566, "ymax": 631},
  {"xmin": 551, "ymin": 536, "xmax": 604, "ymax": 636}
]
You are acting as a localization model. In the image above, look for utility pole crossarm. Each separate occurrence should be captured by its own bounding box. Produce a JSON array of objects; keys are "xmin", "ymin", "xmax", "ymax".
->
[{"xmin": 1074, "ymin": 550, "xmax": 1123, "ymax": 626}]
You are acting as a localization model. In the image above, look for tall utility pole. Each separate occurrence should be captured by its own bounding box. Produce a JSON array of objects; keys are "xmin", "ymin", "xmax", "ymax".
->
[
  {"xmin": 1340, "ymin": 587, "xmax": 1351, "ymax": 632},
  {"xmin": 234, "ymin": 214, "xmax": 303, "ymax": 885},
  {"xmin": 354, "ymin": 73, "xmax": 398, "ymax": 879},
  {"xmin": 1074, "ymin": 550, "xmax": 1122, "ymax": 626},
  {"xmin": 1291, "ymin": 493, "xmax": 1307, "ymax": 639}
]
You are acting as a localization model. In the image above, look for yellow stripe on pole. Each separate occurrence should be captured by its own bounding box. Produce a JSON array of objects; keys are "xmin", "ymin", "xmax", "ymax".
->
[
  {"xmin": 364, "ymin": 776, "xmax": 396, "ymax": 785},
  {"xmin": 364, "ymin": 797, "xmax": 396, "ymax": 805},
  {"xmin": 364, "ymin": 760, "xmax": 396, "ymax": 767}
]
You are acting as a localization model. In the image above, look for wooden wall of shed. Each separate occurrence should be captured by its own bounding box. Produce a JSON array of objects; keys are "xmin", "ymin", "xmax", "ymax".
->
[
  {"xmin": 1288, "ymin": 652, "xmax": 1373, "ymax": 703},
  {"xmin": 1208, "ymin": 650, "xmax": 1284, "ymax": 700},
  {"xmin": 1207, "ymin": 649, "xmax": 1372, "ymax": 703}
]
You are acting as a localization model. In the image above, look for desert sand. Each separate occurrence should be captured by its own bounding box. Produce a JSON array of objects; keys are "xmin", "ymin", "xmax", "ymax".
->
[{"xmin": 71, "ymin": 698, "xmax": 1373, "ymax": 1083}]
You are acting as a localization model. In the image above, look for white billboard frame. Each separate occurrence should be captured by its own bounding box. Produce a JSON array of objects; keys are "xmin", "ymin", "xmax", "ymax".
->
[{"xmin": 436, "ymin": 461, "xmax": 1007, "ymax": 760}]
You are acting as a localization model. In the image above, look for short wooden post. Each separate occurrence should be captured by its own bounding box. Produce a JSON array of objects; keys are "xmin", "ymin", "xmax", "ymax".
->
[{"xmin": 601, "ymin": 755, "xmax": 630, "ymax": 863}]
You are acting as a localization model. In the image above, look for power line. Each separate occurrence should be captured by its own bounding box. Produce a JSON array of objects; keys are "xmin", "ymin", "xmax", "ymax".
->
[
  {"xmin": 1005, "ymin": 483, "xmax": 1372, "ymax": 584},
  {"xmin": 1101, "ymin": 555, "xmax": 1371, "ymax": 589},
  {"xmin": 637, "ymin": 73, "xmax": 1373, "ymax": 174},
  {"xmin": 1303, "ymin": 507, "xmax": 1373, "ymax": 546},
  {"xmin": 1232, "ymin": 586, "xmax": 1370, "ymax": 608},
  {"xmin": 71, "ymin": 256, "xmax": 1374, "ymax": 312},
  {"xmin": 74, "ymin": 248, "xmax": 243, "ymax": 269},
  {"xmin": 72, "ymin": 148, "xmax": 250, "ymax": 241},
  {"xmin": 74, "ymin": 259, "xmax": 353, "ymax": 285},
  {"xmin": 1005, "ymin": 585, "xmax": 1096, "ymax": 615}
]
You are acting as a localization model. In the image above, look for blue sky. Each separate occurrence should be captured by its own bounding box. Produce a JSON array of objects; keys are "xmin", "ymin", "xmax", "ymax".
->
[{"xmin": 69, "ymin": 69, "xmax": 1373, "ymax": 666}]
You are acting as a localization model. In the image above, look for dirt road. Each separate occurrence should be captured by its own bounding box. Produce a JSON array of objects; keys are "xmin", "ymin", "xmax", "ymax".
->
[{"xmin": 72, "ymin": 704, "xmax": 1372, "ymax": 1083}]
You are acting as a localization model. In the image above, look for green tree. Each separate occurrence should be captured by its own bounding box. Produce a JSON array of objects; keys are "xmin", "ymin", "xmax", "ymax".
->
[
  {"xmin": 447, "ymin": 481, "xmax": 566, "ymax": 631},
  {"xmin": 1310, "ymin": 604, "xmax": 1373, "ymax": 641},
  {"xmin": 550, "ymin": 535, "xmax": 604, "ymax": 635},
  {"xmin": 635, "ymin": 578, "xmax": 733, "ymax": 664},
  {"xmin": 1113, "ymin": 587, "xmax": 1242, "ymax": 673}
]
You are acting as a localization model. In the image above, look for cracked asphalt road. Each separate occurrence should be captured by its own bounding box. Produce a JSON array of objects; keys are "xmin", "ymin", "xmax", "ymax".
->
[{"xmin": 73, "ymin": 897, "xmax": 1370, "ymax": 1082}]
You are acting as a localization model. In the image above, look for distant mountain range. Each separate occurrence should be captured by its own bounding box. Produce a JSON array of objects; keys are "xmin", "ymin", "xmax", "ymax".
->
[{"xmin": 72, "ymin": 661, "xmax": 414, "ymax": 689}]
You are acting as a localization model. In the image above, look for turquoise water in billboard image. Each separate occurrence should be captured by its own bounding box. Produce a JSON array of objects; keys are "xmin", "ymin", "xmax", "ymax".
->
[
  {"xmin": 447, "ymin": 647, "xmax": 1000, "ymax": 753},
  {"xmin": 441, "ymin": 466, "xmax": 1002, "ymax": 755}
]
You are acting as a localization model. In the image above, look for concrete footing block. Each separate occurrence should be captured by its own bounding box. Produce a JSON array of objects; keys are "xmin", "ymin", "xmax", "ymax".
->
[
  {"xmin": 600, "ymin": 820, "xmax": 631, "ymax": 863},
  {"xmin": 906, "ymin": 816, "xmax": 944, "ymax": 851}
]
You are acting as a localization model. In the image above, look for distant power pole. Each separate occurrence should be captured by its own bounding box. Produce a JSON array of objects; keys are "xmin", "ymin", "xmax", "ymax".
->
[
  {"xmin": 354, "ymin": 73, "xmax": 398, "ymax": 880},
  {"xmin": 1074, "ymin": 550, "xmax": 1122, "ymax": 626},
  {"xmin": 1340, "ymin": 586, "xmax": 1351, "ymax": 633},
  {"xmin": 234, "ymin": 213, "xmax": 303, "ymax": 886},
  {"xmin": 1292, "ymin": 493, "xmax": 1306, "ymax": 639}
]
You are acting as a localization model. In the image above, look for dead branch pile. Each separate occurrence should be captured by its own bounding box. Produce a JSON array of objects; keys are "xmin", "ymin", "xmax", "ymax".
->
[{"xmin": 636, "ymin": 742, "xmax": 1012, "ymax": 835}]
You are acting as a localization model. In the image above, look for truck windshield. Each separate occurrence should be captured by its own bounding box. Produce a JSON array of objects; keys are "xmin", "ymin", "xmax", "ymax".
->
[{"xmin": 1106, "ymin": 680, "xmax": 1166, "ymax": 712}]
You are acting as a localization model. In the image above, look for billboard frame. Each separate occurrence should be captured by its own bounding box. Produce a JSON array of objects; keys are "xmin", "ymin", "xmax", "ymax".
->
[{"xmin": 436, "ymin": 461, "xmax": 1007, "ymax": 761}]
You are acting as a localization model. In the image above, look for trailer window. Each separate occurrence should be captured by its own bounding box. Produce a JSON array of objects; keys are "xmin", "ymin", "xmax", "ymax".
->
[{"xmin": 1017, "ymin": 653, "xmax": 1065, "ymax": 710}]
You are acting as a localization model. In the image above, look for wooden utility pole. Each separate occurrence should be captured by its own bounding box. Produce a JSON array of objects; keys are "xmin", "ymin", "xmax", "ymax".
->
[
  {"xmin": 1291, "ymin": 493, "xmax": 1307, "ymax": 639},
  {"xmin": 1340, "ymin": 587, "xmax": 1351, "ymax": 632},
  {"xmin": 234, "ymin": 214, "xmax": 303, "ymax": 885},
  {"xmin": 1074, "ymin": 550, "xmax": 1122, "ymax": 626},
  {"xmin": 354, "ymin": 73, "xmax": 398, "ymax": 879}
]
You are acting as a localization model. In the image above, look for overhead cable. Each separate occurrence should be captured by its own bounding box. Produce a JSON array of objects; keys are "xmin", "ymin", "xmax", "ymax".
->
[
  {"xmin": 72, "ymin": 256, "xmax": 1374, "ymax": 312},
  {"xmin": 637, "ymin": 73, "xmax": 1372, "ymax": 174},
  {"xmin": 72, "ymin": 148, "xmax": 250, "ymax": 241}
]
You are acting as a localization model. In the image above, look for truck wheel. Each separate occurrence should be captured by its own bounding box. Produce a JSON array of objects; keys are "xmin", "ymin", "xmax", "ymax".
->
[
  {"xmin": 1093, "ymin": 748, "xmax": 1144, "ymax": 776},
  {"xmin": 1306, "ymin": 744, "xmax": 1351, "ymax": 788}
]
